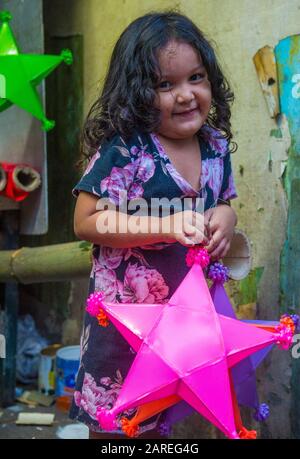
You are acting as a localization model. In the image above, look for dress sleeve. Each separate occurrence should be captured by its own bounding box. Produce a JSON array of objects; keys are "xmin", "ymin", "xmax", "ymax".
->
[
  {"xmin": 219, "ymin": 151, "xmax": 238, "ymax": 202},
  {"xmin": 72, "ymin": 137, "xmax": 134, "ymax": 205}
]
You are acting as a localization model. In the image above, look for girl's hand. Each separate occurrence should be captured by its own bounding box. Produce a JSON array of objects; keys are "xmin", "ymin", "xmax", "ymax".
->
[
  {"xmin": 204, "ymin": 205, "xmax": 237, "ymax": 260},
  {"xmin": 163, "ymin": 210, "xmax": 209, "ymax": 247}
]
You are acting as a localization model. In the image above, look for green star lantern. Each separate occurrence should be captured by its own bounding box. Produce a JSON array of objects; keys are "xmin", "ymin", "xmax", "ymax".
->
[{"xmin": 0, "ymin": 10, "xmax": 73, "ymax": 131}]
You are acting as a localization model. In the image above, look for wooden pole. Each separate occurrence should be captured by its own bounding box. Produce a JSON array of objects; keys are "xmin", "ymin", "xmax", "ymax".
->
[{"xmin": 0, "ymin": 241, "xmax": 92, "ymax": 284}]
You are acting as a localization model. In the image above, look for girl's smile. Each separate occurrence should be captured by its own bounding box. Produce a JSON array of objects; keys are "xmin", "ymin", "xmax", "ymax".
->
[
  {"xmin": 173, "ymin": 107, "xmax": 199, "ymax": 117},
  {"xmin": 155, "ymin": 40, "xmax": 212, "ymax": 141}
]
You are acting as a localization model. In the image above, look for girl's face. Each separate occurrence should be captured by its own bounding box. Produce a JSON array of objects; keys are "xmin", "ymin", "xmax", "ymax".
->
[{"xmin": 155, "ymin": 40, "xmax": 212, "ymax": 140}]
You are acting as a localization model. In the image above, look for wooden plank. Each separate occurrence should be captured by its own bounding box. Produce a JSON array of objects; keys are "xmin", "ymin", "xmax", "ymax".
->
[{"xmin": 16, "ymin": 412, "xmax": 54, "ymax": 425}]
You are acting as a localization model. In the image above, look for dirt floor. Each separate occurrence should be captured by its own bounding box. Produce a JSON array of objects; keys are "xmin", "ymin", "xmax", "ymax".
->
[{"xmin": 0, "ymin": 403, "xmax": 88, "ymax": 439}]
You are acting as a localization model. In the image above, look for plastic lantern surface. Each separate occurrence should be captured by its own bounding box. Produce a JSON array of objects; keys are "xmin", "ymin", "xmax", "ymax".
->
[
  {"xmin": 87, "ymin": 253, "xmax": 292, "ymax": 439},
  {"xmin": 0, "ymin": 10, "xmax": 72, "ymax": 131},
  {"xmin": 161, "ymin": 262, "xmax": 275, "ymax": 432}
]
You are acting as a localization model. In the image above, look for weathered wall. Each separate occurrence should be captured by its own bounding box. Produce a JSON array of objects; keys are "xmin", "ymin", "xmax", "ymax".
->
[
  {"xmin": 44, "ymin": 0, "xmax": 300, "ymax": 438},
  {"xmin": 191, "ymin": 0, "xmax": 298, "ymax": 439}
]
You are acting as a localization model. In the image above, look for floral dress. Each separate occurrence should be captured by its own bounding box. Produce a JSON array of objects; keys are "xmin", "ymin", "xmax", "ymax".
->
[{"xmin": 70, "ymin": 125, "xmax": 238, "ymax": 435}]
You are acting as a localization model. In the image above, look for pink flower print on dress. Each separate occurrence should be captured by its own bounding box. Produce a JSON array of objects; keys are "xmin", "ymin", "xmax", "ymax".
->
[
  {"xmin": 100, "ymin": 162, "xmax": 139, "ymax": 205},
  {"xmin": 127, "ymin": 182, "xmax": 144, "ymax": 200},
  {"xmin": 201, "ymin": 125, "xmax": 228, "ymax": 156},
  {"xmin": 98, "ymin": 371, "xmax": 136, "ymax": 418},
  {"xmin": 130, "ymin": 143, "xmax": 148, "ymax": 157},
  {"xmin": 222, "ymin": 173, "xmax": 238, "ymax": 201},
  {"xmin": 82, "ymin": 150, "xmax": 101, "ymax": 177},
  {"xmin": 74, "ymin": 371, "xmax": 123, "ymax": 420},
  {"xmin": 208, "ymin": 157, "xmax": 224, "ymax": 201},
  {"xmin": 201, "ymin": 158, "xmax": 224, "ymax": 201},
  {"xmin": 74, "ymin": 373, "xmax": 108, "ymax": 420},
  {"xmin": 98, "ymin": 247, "xmax": 131, "ymax": 270},
  {"xmin": 150, "ymin": 133, "xmax": 169, "ymax": 161},
  {"xmin": 100, "ymin": 369, "xmax": 123, "ymax": 389},
  {"xmin": 130, "ymin": 146, "xmax": 140, "ymax": 156},
  {"xmin": 201, "ymin": 159, "xmax": 211, "ymax": 189},
  {"xmin": 119, "ymin": 262, "xmax": 169, "ymax": 303},
  {"xmin": 135, "ymin": 153, "xmax": 155, "ymax": 183},
  {"xmin": 93, "ymin": 266, "xmax": 120, "ymax": 302},
  {"xmin": 99, "ymin": 376, "xmax": 113, "ymax": 386},
  {"xmin": 165, "ymin": 162, "xmax": 197, "ymax": 194}
]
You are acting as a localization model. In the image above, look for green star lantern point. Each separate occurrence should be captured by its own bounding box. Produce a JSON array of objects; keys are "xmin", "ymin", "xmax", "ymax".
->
[{"xmin": 0, "ymin": 10, "xmax": 72, "ymax": 131}]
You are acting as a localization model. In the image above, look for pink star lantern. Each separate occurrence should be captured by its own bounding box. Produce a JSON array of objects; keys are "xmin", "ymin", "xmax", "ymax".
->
[{"xmin": 94, "ymin": 263, "xmax": 278, "ymax": 439}]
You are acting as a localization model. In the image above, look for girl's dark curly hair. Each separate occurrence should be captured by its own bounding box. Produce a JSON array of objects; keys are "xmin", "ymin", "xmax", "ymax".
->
[{"xmin": 79, "ymin": 11, "xmax": 236, "ymax": 167}]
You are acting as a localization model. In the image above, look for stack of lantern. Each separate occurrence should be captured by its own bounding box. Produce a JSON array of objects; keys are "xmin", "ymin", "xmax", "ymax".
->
[{"xmin": 85, "ymin": 245, "xmax": 298, "ymax": 439}]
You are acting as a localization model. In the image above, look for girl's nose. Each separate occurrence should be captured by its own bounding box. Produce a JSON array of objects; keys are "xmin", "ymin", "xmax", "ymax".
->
[{"xmin": 176, "ymin": 86, "xmax": 195, "ymax": 104}]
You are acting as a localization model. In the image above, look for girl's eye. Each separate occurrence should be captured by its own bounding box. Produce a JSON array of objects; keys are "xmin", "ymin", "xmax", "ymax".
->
[
  {"xmin": 158, "ymin": 81, "xmax": 172, "ymax": 90},
  {"xmin": 190, "ymin": 73, "xmax": 205, "ymax": 81}
]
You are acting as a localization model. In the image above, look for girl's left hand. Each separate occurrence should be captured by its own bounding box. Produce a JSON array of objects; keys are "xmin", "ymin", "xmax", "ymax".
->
[{"xmin": 204, "ymin": 205, "xmax": 237, "ymax": 260}]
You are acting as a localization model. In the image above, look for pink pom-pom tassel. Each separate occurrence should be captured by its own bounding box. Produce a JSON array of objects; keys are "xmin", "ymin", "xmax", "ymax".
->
[
  {"xmin": 186, "ymin": 246, "xmax": 210, "ymax": 268},
  {"xmin": 274, "ymin": 325, "xmax": 294, "ymax": 350},
  {"xmin": 86, "ymin": 290, "xmax": 105, "ymax": 317},
  {"xmin": 96, "ymin": 407, "xmax": 117, "ymax": 431}
]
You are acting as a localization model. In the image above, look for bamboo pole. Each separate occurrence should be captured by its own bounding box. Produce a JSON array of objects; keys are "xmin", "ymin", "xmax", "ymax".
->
[{"xmin": 0, "ymin": 241, "xmax": 92, "ymax": 284}]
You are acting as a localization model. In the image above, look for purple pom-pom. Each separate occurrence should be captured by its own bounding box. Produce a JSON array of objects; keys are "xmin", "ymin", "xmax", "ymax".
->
[
  {"xmin": 253, "ymin": 403, "xmax": 270, "ymax": 422},
  {"xmin": 96, "ymin": 407, "xmax": 117, "ymax": 431},
  {"xmin": 291, "ymin": 314, "xmax": 300, "ymax": 332},
  {"xmin": 158, "ymin": 421, "xmax": 171, "ymax": 437},
  {"xmin": 208, "ymin": 262, "xmax": 229, "ymax": 283}
]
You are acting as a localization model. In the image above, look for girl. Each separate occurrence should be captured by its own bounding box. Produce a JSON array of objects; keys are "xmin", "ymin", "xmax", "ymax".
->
[{"xmin": 70, "ymin": 11, "xmax": 238, "ymax": 439}]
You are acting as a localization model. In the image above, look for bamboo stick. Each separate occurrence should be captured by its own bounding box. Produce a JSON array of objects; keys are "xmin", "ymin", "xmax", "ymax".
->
[{"xmin": 0, "ymin": 241, "xmax": 92, "ymax": 284}]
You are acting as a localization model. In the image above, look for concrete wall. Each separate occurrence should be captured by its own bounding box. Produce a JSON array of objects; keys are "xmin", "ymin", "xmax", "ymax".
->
[{"xmin": 45, "ymin": 0, "xmax": 300, "ymax": 438}]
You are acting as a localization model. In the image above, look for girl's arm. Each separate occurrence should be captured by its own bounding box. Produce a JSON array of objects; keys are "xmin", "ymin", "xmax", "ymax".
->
[{"xmin": 74, "ymin": 191, "xmax": 207, "ymax": 248}]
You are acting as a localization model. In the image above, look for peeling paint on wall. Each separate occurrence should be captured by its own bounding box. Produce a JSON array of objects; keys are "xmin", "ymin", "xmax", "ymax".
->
[
  {"xmin": 275, "ymin": 33, "xmax": 300, "ymax": 439},
  {"xmin": 251, "ymin": 30, "xmax": 300, "ymax": 439},
  {"xmin": 253, "ymin": 46, "xmax": 279, "ymax": 118},
  {"xmin": 253, "ymin": 42, "xmax": 291, "ymax": 219},
  {"xmin": 275, "ymin": 34, "xmax": 300, "ymax": 308},
  {"xmin": 270, "ymin": 115, "xmax": 291, "ymax": 177},
  {"xmin": 268, "ymin": 114, "xmax": 290, "ymax": 218}
]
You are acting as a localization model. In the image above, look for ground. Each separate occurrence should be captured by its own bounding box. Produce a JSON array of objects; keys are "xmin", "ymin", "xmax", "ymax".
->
[{"xmin": 0, "ymin": 403, "xmax": 88, "ymax": 439}]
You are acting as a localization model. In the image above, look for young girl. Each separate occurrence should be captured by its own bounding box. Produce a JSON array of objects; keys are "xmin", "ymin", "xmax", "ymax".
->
[{"xmin": 70, "ymin": 11, "xmax": 238, "ymax": 439}]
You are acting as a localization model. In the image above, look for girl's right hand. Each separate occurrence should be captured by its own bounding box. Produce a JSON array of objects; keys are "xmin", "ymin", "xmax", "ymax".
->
[{"xmin": 162, "ymin": 210, "xmax": 209, "ymax": 247}]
